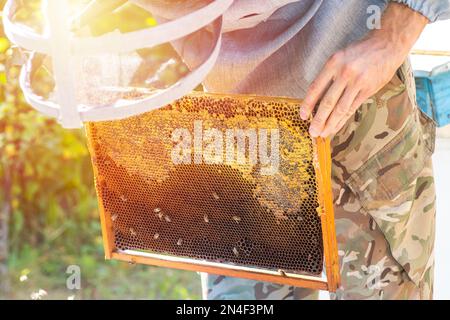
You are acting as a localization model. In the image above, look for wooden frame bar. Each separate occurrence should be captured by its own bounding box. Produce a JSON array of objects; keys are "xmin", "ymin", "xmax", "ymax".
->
[
  {"xmin": 314, "ymin": 137, "xmax": 341, "ymax": 292},
  {"xmin": 411, "ymin": 49, "xmax": 450, "ymax": 57},
  {"xmin": 111, "ymin": 250, "xmax": 328, "ymax": 291}
]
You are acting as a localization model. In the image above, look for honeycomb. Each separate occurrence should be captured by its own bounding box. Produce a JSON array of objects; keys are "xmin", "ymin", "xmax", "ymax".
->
[{"xmin": 86, "ymin": 93, "xmax": 324, "ymax": 276}]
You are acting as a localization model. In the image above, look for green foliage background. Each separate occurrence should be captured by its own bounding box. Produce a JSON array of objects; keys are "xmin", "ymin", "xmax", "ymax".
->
[{"xmin": 0, "ymin": 0, "xmax": 200, "ymax": 299}]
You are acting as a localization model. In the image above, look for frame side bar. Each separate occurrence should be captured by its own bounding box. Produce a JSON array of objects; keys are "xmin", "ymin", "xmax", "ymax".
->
[
  {"xmin": 314, "ymin": 137, "xmax": 340, "ymax": 292},
  {"xmin": 324, "ymin": 138, "xmax": 340, "ymax": 289},
  {"xmin": 85, "ymin": 125, "xmax": 116, "ymax": 259}
]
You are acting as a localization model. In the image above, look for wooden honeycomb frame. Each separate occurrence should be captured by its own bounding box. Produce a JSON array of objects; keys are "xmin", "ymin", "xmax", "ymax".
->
[{"xmin": 86, "ymin": 93, "xmax": 340, "ymax": 292}]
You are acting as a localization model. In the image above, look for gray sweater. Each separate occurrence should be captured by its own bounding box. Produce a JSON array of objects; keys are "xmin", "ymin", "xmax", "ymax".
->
[{"xmin": 133, "ymin": 0, "xmax": 450, "ymax": 98}]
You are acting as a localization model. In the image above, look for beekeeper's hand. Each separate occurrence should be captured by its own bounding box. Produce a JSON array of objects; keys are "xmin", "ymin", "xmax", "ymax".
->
[{"xmin": 301, "ymin": 3, "xmax": 429, "ymax": 138}]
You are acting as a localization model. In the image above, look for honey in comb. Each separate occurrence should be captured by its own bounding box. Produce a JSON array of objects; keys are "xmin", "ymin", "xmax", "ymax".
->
[{"xmin": 87, "ymin": 93, "xmax": 324, "ymax": 276}]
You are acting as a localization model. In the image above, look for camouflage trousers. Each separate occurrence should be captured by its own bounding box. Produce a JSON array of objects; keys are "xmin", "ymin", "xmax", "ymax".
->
[{"xmin": 200, "ymin": 61, "xmax": 437, "ymax": 300}]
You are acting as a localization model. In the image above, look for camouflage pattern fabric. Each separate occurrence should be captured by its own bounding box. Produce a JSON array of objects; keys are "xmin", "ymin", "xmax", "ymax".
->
[{"xmin": 201, "ymin": 60, "xmax": 437, "ymax": 300}]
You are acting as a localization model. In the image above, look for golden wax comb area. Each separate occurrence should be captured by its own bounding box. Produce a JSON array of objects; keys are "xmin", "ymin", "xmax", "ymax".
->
[{"xmin": 85, "ymin": 92, "xmax": 340, "ymax": 292}]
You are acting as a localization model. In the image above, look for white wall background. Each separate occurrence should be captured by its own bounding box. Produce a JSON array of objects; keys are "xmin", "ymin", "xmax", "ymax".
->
[{"xmin": 432, "ymin": 138, "xmax": 450, "ymax": 300}]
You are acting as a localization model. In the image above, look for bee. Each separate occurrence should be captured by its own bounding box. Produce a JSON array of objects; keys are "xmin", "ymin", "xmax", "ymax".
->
[
  {"xmin": 130, "ymin": 228, "xmax": 137, "ymax": 237},
  {"xmin": 232, "ymin": 216, "xmax": 241, "ymax": 223},
  {"xmin": 212, "ymin": 192, "xmax": 220, "ymax": 200},
  {"xmin": 316, "ymin": 207, "xmax": 323, "ymax": 216},
  {"xmin": 153, "ymin": 208, "xmax": 162, "ymax": 213},
  {"xmin": 177, "ymin": 239, "xmax": 183, "ymax": 246},
  {"xmin": 153, "ymin": 233, "xmax": 160, "ymax": 240},
  {"xmin": 164, "ymin": 215, "xmax": 172, "ymax": 223},
  {"xmin": 278, "ymin": 269, "xmax": 287, "ymax": 277},
  {"xmin": 111, "ymin": 213, "xmax": 118, "ymax": 222},
  {"xmin": 232, "ymin": 247, "xmax": 239, "ymax": 257},
  {"xmin": 120, "ymin": 195, "xmax": 128, "ymax": 202},
  {"xmin": 204, "ymin": 214, "xmax": 209, "ymax": 223}
]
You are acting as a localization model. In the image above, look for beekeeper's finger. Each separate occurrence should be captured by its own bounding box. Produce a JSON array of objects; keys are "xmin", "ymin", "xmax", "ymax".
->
[
  {"xmin": 300, "ymin": 61, "xmax": 335, "ymax": 121},
  {"xmin": 309, "ymin": 78, "xmax": 347, "ymax": 137}
]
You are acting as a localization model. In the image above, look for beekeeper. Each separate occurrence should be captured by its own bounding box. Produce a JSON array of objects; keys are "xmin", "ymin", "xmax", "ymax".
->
[{"xmin": 90, "ymin": 0, "xmax": 450, "ymax": 300}]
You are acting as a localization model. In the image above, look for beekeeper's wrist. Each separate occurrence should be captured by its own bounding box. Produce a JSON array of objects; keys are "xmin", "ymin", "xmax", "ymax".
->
[{"xmin": 369, "ymin": 2, "xmax": 428, "ymax": 64}]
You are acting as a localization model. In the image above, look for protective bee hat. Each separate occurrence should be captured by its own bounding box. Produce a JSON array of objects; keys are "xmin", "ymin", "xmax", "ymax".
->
[{"xmin": 3, "ymin": 0, "xmax": 234, "ymax": 128}]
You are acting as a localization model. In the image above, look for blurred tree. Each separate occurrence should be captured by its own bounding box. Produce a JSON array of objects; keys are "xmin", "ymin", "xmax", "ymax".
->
[
  {"xmin": 0, "ymin": 3, "xmax": 97, "ymax": 294},
  {"xmin": 0, "ymin": 0, "xmax": 195, "ymax": 299}
]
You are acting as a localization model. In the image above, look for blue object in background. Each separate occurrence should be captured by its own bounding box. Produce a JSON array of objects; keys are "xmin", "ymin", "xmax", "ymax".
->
[{"xmin": 415, "ymin": 61, "xmax": 450, "ymax": 127}]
